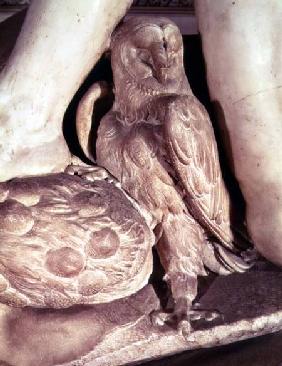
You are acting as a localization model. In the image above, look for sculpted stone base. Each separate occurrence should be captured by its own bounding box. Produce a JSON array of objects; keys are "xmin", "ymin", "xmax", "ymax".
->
[{"xmin": 0, "ymin": 268, "xmax": 281, "ymax": 366}]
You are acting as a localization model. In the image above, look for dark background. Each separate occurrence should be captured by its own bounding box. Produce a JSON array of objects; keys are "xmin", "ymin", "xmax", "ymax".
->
[{"xmin": 141, "ymin": 330, "xmax": 282, "ymax": 366}]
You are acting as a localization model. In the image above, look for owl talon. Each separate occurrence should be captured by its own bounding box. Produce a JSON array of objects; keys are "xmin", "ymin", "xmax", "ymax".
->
[
  {"xmin": 178, "ymin": 319, "xmax": 192, "ymax": 338},
  {"xmin": 150, "ymin": 309, "xmax": 173, "ymax": 327},
  {"xmin": 205, "ymin": 310, "xmax": 222, "ymax": 321},
  {"xmin": 151, "ymin": 304, "xmax": 223, "ymax": 338},
  {"xmin": 189, "ymin": 307, "xmax": 223, "ymax": 322},
  {"xmin": 151, "ymin": 309, "xmax": 194, "ymax": 338}
]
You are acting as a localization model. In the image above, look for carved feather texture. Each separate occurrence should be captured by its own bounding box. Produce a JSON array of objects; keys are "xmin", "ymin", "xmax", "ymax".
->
[
  {"xmin": 97, "ymin": 114, "xmax": 187, "ymax": 222},
  {"xmin": 76, "ymin": 18, "xmax": 252, "ymax": 328},
  {"xmin": 0, "ymin": 173, "xmax": 154, "ymax": 308},
  {"xmin": 163, "ymin": 95, "xmax": 235, "ymax": 249},
  {"xmin": 93, "ymin": 17, "xmax": 250, "ymax": 280}
]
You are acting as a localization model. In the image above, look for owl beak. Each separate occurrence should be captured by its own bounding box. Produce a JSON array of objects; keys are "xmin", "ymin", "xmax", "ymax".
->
[
  {"xmin": 151, "ymin": 42, "xmax": 170, "ymax": 84},
  {"xmin": 155, "ymin": 67, "xmax": 170, "ymax": 84}
]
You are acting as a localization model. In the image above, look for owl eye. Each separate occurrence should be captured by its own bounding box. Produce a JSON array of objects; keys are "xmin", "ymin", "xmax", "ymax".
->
[{"xmin": 137, "ymin": 49, "xmax": 153, "ymax": 68}]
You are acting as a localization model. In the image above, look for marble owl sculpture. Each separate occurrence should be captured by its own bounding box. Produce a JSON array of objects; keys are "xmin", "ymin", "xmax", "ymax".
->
[{"xmin": 77, "ymin": 17, "xmax": 251, "ymax": 335}]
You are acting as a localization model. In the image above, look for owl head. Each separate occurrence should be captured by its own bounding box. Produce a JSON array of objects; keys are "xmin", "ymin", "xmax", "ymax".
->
[{"xmin": 110, "ymin": 17, "xmax": 190, "ymax": 115}]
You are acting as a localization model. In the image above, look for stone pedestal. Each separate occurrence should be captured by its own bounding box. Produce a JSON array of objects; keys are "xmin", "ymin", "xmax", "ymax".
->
[{"xmin": 0, "ymin": 268, "xmax": 281, "ymax": 366}]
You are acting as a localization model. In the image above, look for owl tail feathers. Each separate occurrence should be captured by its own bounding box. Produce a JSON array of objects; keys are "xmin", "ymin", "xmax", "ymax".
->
[
  {"xmin": 203, "ymin": 240, "xmax": 252, "ymax": 275},
  {"xmin": 76, "ymin": 81, "xmax": 112, "ymax": 163}
]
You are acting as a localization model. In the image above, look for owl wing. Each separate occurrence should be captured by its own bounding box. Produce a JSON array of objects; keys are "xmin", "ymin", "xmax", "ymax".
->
[
  {"xmin": 164, "ymin": 95, "xmax": 235, "ymax": 250},
  {"xmin": 97, "ymin": 113, "xmax": 186, "ymax": 217}
]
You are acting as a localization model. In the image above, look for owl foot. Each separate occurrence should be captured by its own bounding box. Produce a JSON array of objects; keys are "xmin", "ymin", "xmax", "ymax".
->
[
  {"xmin": 151, "ymin": 297, "xmax": 193, "ymax": 335},
  {"xmin": 177, "ymin": 306, "xmax": 222, "ymax": 339},
  {"xmin": 189, "ymin": 307, "xmax": 222, "ymax": 322},
  {"xmin": 151, "ymin": 299, "xmax": 222, "ymax": 339},
  {"xmin": 151, "ymin": 307, "xmax": 193, "ymax": 338}
]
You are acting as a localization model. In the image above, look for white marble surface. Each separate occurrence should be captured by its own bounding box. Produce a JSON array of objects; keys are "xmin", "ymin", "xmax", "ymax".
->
[
  {"xmin": 0, "ymin": 0, "xmax": 132, "ymax": 182},
  {"xmin": 196, "ymin": 0, "xmax": 282, "ymax": 267}
]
